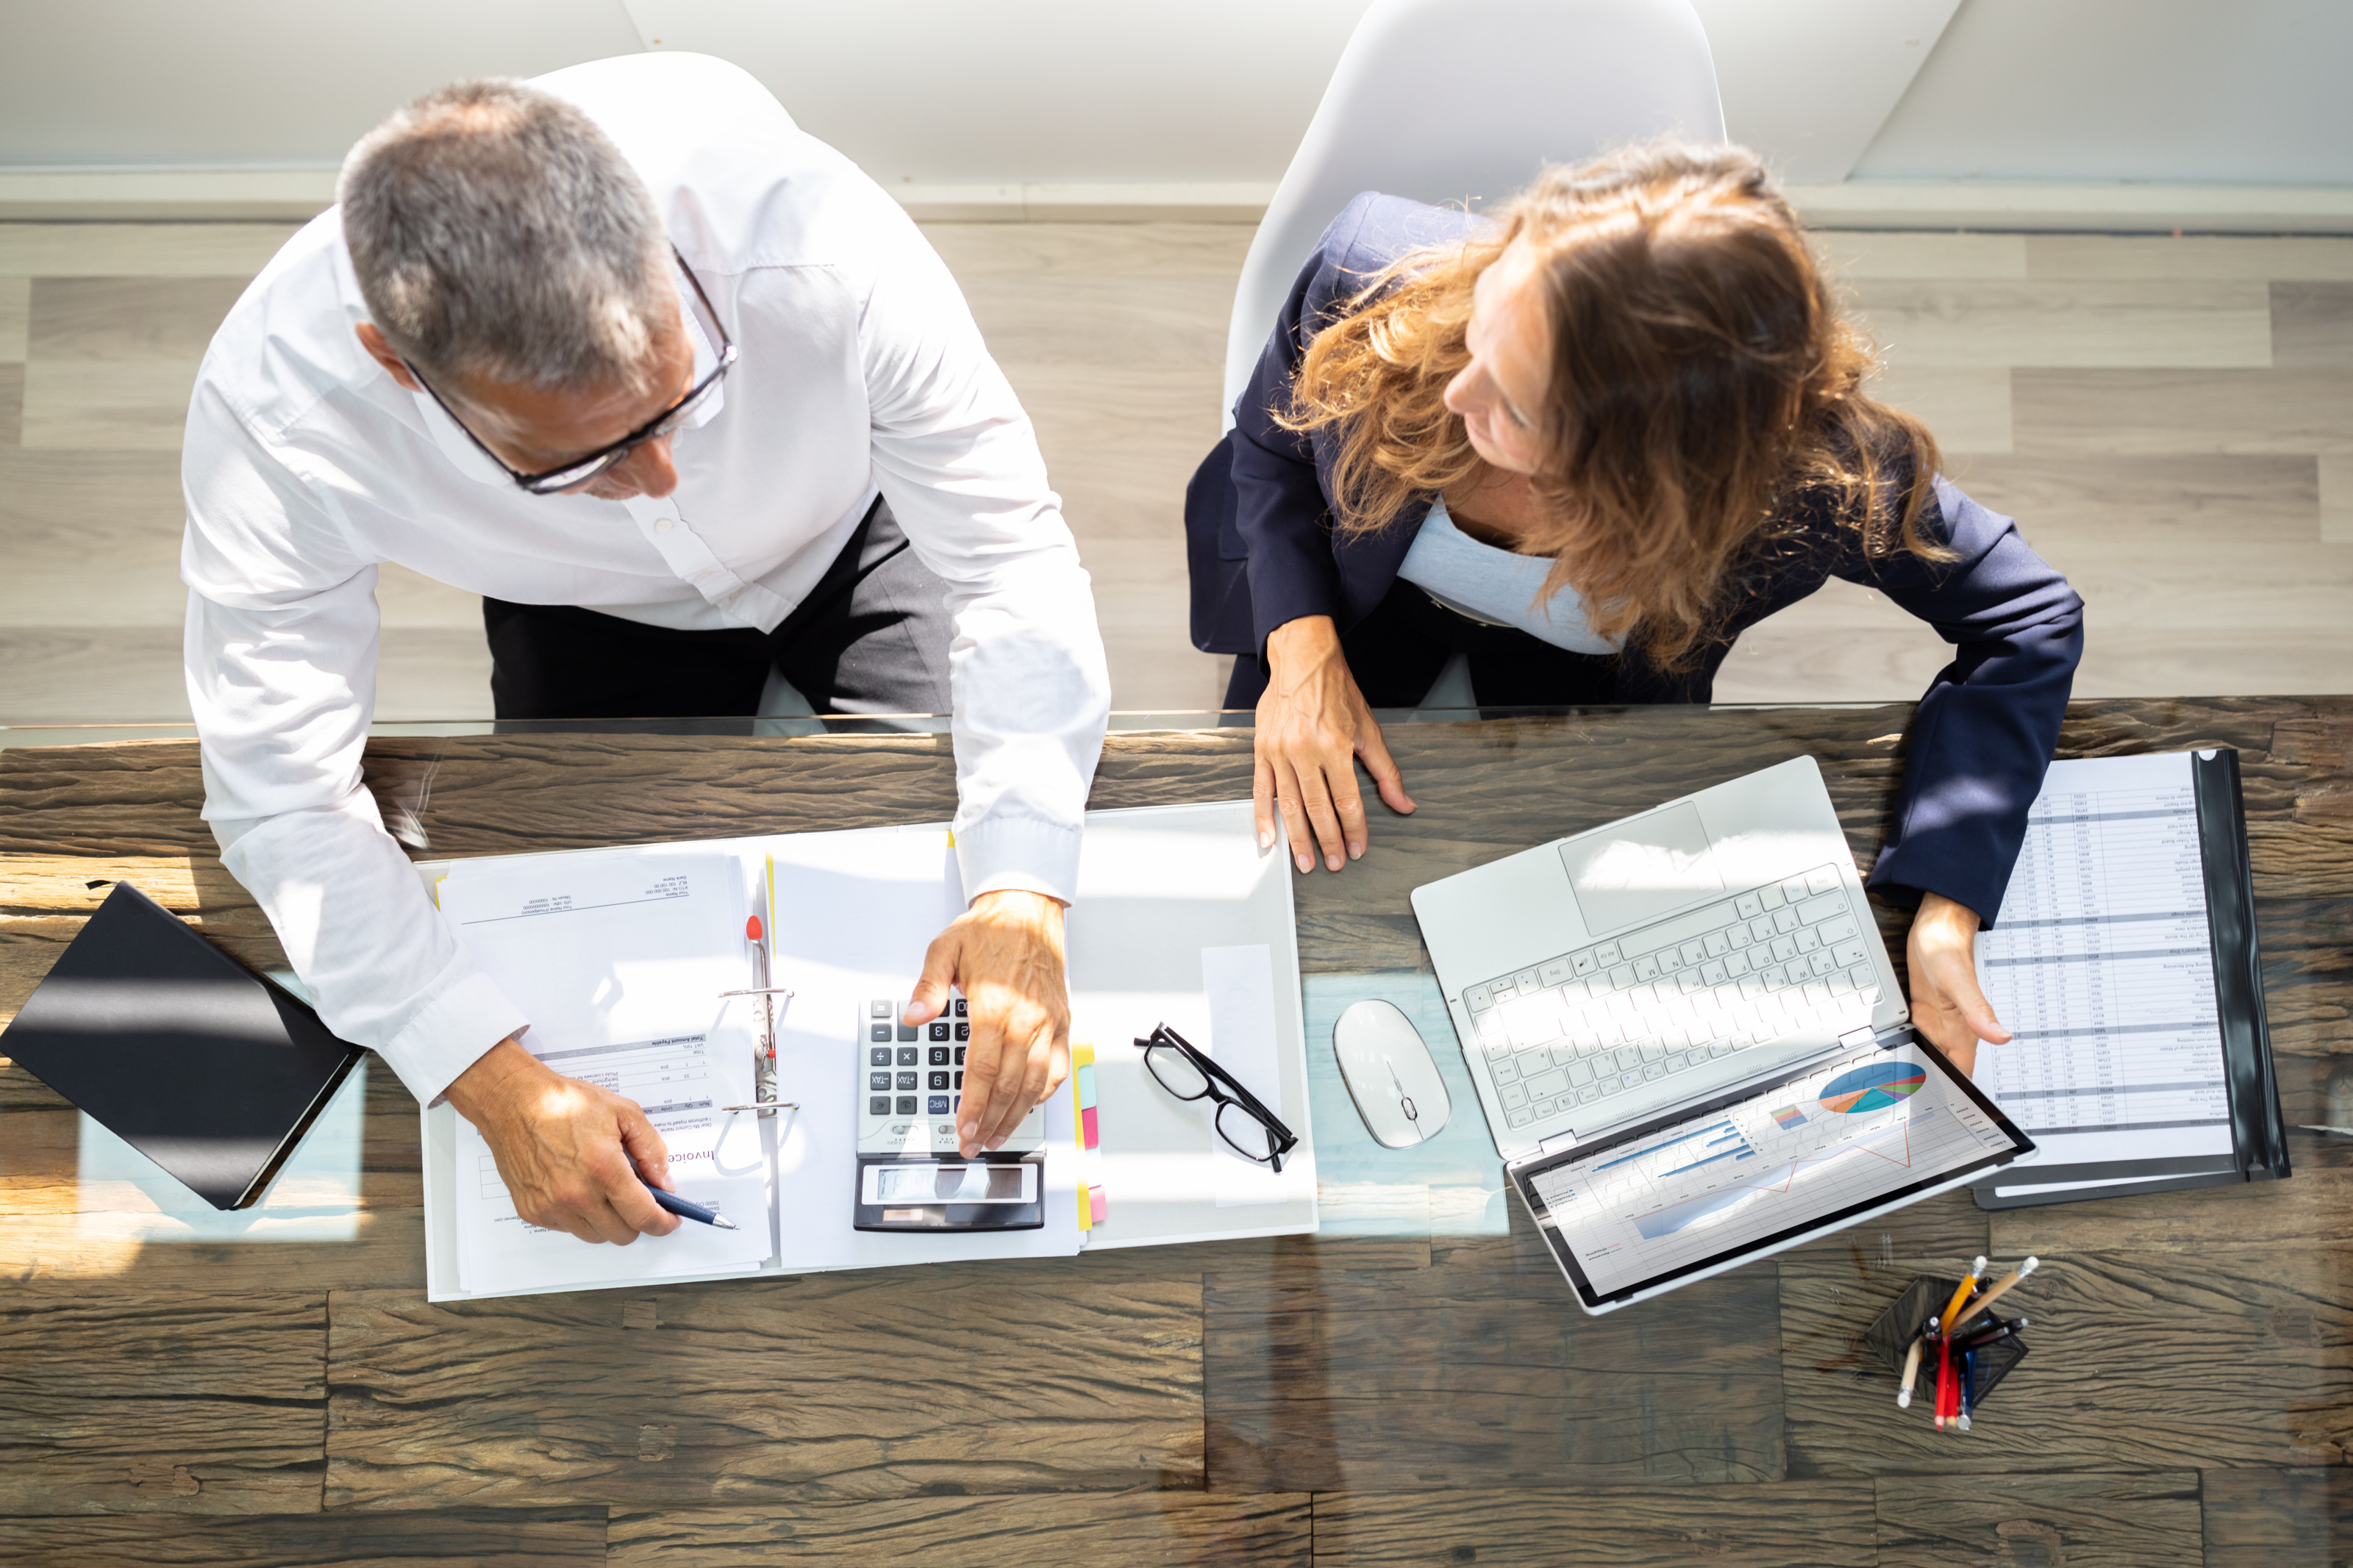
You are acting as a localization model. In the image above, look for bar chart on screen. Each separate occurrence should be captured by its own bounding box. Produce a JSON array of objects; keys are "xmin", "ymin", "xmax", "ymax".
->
[{"xmin": 1531, "ymin": 1044, "xmax": 2019, "ymax": 1296}]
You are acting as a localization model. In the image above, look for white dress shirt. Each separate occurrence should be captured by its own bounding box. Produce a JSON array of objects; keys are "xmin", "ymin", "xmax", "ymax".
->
[{"xmin": 180, "ymin": 52, "xmax": 1110, "ymax": 1105}]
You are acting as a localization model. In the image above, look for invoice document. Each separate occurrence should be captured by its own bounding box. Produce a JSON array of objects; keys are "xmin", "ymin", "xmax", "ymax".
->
[{"xmin": 437, "ymin": 852, "xmax": 770, "ymax": 1295}]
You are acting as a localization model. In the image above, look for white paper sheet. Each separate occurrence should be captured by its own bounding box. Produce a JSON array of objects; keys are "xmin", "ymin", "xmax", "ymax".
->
[
  {"xmin": 454, "ymin": 1033, "xmax": 770, "ymax": 1295},
  {"xmin": 438, "ymin": 853, "xmax": 771, "ymax": 1292},
  {"xmin": 1974, "ymin": 751, "xmax": 2235, "ymax": 1175},
  {"xmin": 1202, "ymin": 942, "xmax": 1304, "ymax": 1209}
]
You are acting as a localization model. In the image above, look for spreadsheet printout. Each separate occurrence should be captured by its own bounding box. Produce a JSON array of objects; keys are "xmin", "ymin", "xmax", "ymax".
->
[
  {"xmin": 1529, "ymin": 1042, "xmax": 2017, "ymax": 1297},
  {"xmin": 1973, "ymin": 751, "xmax": 2233, "ymax": 1170}
]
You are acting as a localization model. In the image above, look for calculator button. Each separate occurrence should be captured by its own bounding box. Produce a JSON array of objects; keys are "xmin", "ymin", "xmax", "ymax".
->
[
  {"xmin": 869, "ymin": 1000, "xmax": 891, "ymax": 1018},
  {"xmin": 929, "ymin": 1047, "xmax": 951, "ymax": 1066},
  {"xmin": 927, "ymin": 1095, "xmax": 951, "ymax": 1114},
  {"xmin": 929, "ymin": 1072, "xmax": 950, "ymax": 1091},
  {"xmin": 954, "ymin": 1022, "xmax": 970, "ymax": 1042},
  {"xmin": 954, "ymin": 1046, "xmax": 966, "ymax": 1065},
  {"xmin": 954, "ymin": 1071, "xmax": 963, "ymax": 1089},
  {"xmin": 869, "ymin": 1024, "xmax": 891, "ymax": 1043},
  {"xmin": 869, "ymin": 1096, "xmax": 890, "ymax": 1115},
  {"xmin": 953, "ymin": 998, "xmax": 968, "ymax": 1017},
  {"xmin": 896, "ymin": 1095, "xmax": 918, "ymax": 1115},
  {"xmin": 897, "ymin": 1048, "xmax": 919, "ymax": 1067},
  {"xmin": 869, "ymin": 1048, "xmax": 891, "ymax": 1067},
  {"xmin": 869, "ymin": 1073, "xmax": 891, "ymax": 1091},
  {"xmin": 929, "ymin": 1022, "xmax": 950, "ymax": 1042},
  {"xmin": 896, "ymin": 1073, "xmax": 918, "ymax": 1091},
  {"xmin": 896, "ymin": 1023, "xmax": 918, "ymax": 1043}
]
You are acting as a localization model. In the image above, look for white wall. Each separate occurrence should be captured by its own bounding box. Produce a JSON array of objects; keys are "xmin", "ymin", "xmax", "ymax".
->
[
  {"xmin": 1852, "ymin": 0, "xmax": 2353, "ymax": 184},
  {"xmin": 0, "ymin": 0, "xmax": 643, "ymax": 167},
  {"xmin": 0, "ymin": 0, "xmax": 2346, "ymax": 191}
]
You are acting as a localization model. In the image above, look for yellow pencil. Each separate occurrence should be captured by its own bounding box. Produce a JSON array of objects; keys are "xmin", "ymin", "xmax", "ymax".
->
[
  {"xmin": 1937, "ymin": 1254, "xmax": 1989, "ymax": 1335},
  {"xmin": 1952, "ymin": 1256, "xmax": 2040, "ymax": 1333}
]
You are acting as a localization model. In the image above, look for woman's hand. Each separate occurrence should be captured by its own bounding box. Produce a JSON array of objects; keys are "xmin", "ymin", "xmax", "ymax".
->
[
  {"xmin": 1254, "ymin": 615, "xmax": 1416, "ymax": 871},
  {"xmin": 1905, "ymin": 892, "xmax": 2012, "ymax": 1076}
]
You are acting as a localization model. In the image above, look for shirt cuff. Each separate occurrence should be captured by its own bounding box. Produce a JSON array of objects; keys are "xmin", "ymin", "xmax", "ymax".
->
[
  {"xmin": 956, "ymin": 812, "xmax": 1084, "ymax": 907},
  {"xmin": 378, "ymin": 957, "xmax": 533, "ymax": 1107}
]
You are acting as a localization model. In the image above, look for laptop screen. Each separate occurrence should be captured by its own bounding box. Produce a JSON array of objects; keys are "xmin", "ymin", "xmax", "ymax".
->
[{"xmin": 1513, "ymin": 1037, "xmax": 2030, "ymax": 1309}]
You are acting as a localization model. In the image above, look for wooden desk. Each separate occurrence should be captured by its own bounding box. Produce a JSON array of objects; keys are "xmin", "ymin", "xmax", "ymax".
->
[{"xmin": 3, "ymin": 698, "xmax": 2348, "ymax": 1566}]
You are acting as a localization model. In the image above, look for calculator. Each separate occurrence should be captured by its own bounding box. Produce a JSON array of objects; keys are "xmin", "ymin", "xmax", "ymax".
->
[{"xmin": 854, "ymin": 995, "xmax": 1045, "ymax": 1231}]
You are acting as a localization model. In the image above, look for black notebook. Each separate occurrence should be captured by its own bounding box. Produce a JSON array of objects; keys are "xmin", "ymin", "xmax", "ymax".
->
[
  {"xmin": 1968, "ymin": 747, "xmax": 2288, "ymax": 1209},
  {"xmin": 2, "ymin": 881, "xmax": 364, "ymax": 1209}
]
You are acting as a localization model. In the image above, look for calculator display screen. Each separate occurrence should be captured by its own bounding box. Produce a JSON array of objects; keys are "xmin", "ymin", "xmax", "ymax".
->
[{"xmin": 867, "ymin": 1163, "xmax": 1035, "ymax": 1204}]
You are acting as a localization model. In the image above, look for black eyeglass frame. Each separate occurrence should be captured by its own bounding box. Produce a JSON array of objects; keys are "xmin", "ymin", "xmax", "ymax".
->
[
  {"xmin": 1135, "ymin": 1023, "xmax": 1300, "ymax": 1173},
  {"xmin": 404, "ymin": 247, "xmax": 739, "ymax": 495}
]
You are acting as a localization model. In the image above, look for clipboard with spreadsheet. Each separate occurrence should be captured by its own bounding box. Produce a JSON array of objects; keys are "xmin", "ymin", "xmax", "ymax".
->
[{"xmin": 1967, "ymin": 747, "xmax": 2288, "ymax": 1209}]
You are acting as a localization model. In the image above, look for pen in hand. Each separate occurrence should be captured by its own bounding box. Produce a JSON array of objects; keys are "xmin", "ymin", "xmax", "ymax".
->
[{"xmin": 640, "ymin": 1173, "xmax": 738, "ymax": 1231}]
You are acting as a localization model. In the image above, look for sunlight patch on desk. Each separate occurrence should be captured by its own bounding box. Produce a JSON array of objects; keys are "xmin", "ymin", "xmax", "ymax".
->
[
  {"xmin": 1305, "ymin": 973, "xmax": 1509, "ymax": 1237},
  {"xmin": 73, "ymin": 1057, "xmax": 366, "ymax": 1242}
]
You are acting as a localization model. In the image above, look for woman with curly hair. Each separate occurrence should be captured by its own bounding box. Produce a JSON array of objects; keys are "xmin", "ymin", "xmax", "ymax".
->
[{"xmin": 1183, "ymin": 143, "xmax": 2083, "ymax": 1073}]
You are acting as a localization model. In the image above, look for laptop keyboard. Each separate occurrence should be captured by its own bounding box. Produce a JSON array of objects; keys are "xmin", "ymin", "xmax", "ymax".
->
[{"xmin": 1463, "ymin": 864, "xmax": 1884, "ymax": 1132}]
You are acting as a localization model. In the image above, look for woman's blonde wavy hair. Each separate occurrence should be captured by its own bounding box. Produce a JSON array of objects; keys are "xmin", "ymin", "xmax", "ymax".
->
[{"xmin": 1279, "ymin": 141, "xmax": 1947, "ymax": 670}]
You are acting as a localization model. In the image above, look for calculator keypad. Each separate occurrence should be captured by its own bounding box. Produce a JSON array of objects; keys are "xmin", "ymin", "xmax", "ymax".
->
[{"xmin": 858, "ymin": 995, "xmax": 1046, "ymax": 1156}]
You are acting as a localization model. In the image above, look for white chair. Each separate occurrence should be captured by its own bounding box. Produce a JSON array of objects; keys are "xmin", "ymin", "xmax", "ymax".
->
[{"xmin": 1220, "ymin": 0, "xmax": 1726, "ymax": 426}]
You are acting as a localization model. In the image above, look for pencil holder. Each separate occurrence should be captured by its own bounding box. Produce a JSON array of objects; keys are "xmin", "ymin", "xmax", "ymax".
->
[{"xmin": 1863, "ymin": 1275, "xmax": 2028, "ymax": 1411}]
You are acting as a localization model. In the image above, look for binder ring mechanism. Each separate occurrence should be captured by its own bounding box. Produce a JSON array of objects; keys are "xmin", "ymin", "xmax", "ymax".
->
[{"xmin": 715, "ymin": 981, "xmax": 799, "ymax": 1116}]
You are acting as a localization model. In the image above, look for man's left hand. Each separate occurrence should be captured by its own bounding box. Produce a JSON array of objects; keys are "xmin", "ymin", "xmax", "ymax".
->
[
  {"xmin": 904, "ymin": 889, "xmax": 1071, "ymax": 1158},
  {"xmin": 1905, "ymin": 891, "xmax": 2011, "ymax": 1076}
]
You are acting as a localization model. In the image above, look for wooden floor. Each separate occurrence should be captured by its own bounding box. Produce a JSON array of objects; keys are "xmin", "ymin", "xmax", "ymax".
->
[
  {"xmin": 1, "ymin": 221, "xmax": 2349, "ymax": 724},
  {"xmin": 1, "ymin": 696, "xmax": 2349, "ymax": 1563}
]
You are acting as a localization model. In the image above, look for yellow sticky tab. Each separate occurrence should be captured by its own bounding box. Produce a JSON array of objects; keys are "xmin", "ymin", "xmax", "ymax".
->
[{"xmin": 1073, "ymin": 1040, "xmax": 1093, "ymax": 1231}]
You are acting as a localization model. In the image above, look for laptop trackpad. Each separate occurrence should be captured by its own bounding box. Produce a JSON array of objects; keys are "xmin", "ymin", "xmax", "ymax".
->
[{"xmin": 1559, "ymin": 801, "xmax": 1725, "ymax": 935}]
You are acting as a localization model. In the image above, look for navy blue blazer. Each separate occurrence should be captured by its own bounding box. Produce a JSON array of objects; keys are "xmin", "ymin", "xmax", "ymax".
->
[{"xmin": 1184, "ymin": 193, "xmax": 2085, "ymax": 924}]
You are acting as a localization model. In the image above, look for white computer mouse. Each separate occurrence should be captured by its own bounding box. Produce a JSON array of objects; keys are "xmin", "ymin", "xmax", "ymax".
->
[{"xmin": 1333, "ymin": 998, "xmax": 1452, "ymax": 1149}]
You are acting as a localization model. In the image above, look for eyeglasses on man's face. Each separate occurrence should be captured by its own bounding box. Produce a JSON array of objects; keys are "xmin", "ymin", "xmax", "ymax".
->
[
  {"xmin": 407, "ymin": 246, "xmax": 738, "ymax": 496},
  {"xmin": 1136, "ymin": 1023, "xmax": 1299, "ymax": 1173}
]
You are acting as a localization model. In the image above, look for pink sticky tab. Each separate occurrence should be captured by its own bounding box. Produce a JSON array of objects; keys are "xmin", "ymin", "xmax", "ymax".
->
[
  {"xmin": 1089, "ymin": 1188, "xmax": 1108, "ymax": 1224},
  {"xmin": 1080, "ymin": 1106, "xmax": 1099, "ymax": 1148}
]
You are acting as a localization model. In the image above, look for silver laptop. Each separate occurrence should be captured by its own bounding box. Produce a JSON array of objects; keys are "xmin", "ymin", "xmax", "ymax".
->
[{"xmin": 1412, "ymin": 756, "xmax": 2031, "ymax": 1312}]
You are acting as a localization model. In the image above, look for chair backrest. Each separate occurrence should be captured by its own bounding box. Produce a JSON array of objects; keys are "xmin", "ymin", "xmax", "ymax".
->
[{"xmin": 1221, "ymin": 0, "xmax": 1724, "ymax": 425}]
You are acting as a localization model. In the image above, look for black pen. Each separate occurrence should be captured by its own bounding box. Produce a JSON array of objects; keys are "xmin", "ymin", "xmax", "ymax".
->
[{"xmin": 642, "ymin": 1175, "xmax": 737, "ymax": 1230}]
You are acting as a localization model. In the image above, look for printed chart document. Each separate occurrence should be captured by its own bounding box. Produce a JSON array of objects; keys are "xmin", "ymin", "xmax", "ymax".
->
[
  {"xmin": 1971, "ymin": 752, "xmax": 2238, "ymax": 1199},
  {"xmin": 437, "ymin": 852, "xmax": 769, "ymax": 1295},
  {"xmin": 1527, "ymin": 1040, "xmax": 2021, "ymax": 1301}
]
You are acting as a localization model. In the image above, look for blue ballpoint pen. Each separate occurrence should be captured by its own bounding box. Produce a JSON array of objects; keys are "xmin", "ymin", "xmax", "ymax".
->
[{"xmin": 642, "ymin": 1175, "xmax": 738, "ymax": 1230}]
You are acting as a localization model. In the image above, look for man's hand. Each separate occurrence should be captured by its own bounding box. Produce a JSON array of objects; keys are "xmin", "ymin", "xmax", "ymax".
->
[
  {"xmin": 1905, "ymin": 892, "xmax": 2011, "ymax": 1076},
  {"xmin": 904, "ymin": 889, "xmax": 1071, "ymax": 1158},
  {"xmin": 443, "ymin": 1036, "xmax": 680, "ymax": 1245},
  {"xmin": 1254, "ymin": 615, "xmax": 1415, "ymax": 873}
]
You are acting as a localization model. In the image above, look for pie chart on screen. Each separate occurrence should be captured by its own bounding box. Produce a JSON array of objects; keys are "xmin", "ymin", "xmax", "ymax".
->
[{"xmin": 1819, "ymin": 1061, "xmax": 1927, "ymax": 1114}]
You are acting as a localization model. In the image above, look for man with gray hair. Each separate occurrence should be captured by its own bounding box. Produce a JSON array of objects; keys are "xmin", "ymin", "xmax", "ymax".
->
[{"xmin": 180, "ymin": 54, "xmax": 1110, "ymax": 1247}]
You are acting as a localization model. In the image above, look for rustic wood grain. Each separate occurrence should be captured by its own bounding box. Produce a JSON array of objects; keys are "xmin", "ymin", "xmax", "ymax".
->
[
  {"xmin": 1780, "ymin": 1249, "xmax": 2353, "ymax": 1475},
  {"xmin": 0, "ymin": 1291, "xmax": 327, "ymax": 1515},
  {"xmin": 605, "ymin": 1490, "xmax": 1311, "ymax": 1567},
  {"xmin": 0, "ymin": 1507, "xmax": 605, "ymax": 1566},
  {"xmin": 1313, "ymin": 1481, "xmax": 1875, "ymax": 1566},
  {"xmin": 1874, "ymin": 1470, "xmax": 2203, "ymax": 1568},
  {"xmin": 1988, "ymin": 1166, "xmax": 2353, "ymax": 1253},
  {"xmin": 326, "ymin": 1272, "xmax": 1204, "ymax": 1509},
  {"xmin": 2200, "ymin": 1465, "xmax": 2353, "ymax": 1567},
  {"xmin": 1204, "ymin": 1201, "xmax": 1785, "ymax": 1492},
  {"xmin": 4, "ymin": 700, "xmax": 2350, "ymax": 1557}
]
